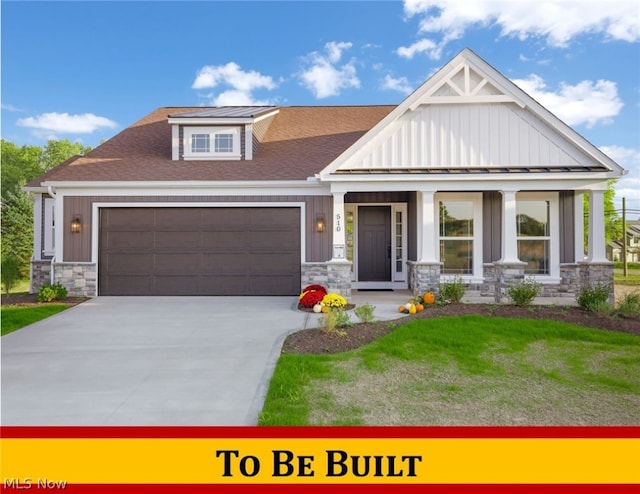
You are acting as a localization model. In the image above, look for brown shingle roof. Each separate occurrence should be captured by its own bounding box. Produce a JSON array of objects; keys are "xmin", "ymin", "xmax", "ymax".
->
[{"xmin": 27, "ymin": 105, "xmax": 395, "ymax": 186}]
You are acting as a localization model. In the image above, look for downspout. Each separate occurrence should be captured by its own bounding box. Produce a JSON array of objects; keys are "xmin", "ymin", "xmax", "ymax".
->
[{"xmin": 47, "ymin": 185, "xmax": 57, "ymax": 284}]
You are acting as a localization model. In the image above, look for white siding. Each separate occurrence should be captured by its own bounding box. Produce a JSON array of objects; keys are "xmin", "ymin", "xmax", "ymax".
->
[{"xmin": 340, "ymin": 103, "xmax": 596, "ymax": 170}]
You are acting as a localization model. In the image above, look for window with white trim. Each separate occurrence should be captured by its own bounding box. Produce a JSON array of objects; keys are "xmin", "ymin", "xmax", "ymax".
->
[
  {"xmin": 183, "ymin": 126, "xmax": 241, "ymax": 159},
  {"xmin": 43, "ymin": 198, "xmax": 55, "ymax": 256},
  {"xmin": 436, "ymin": 193, "xmax": 482, "ymax": 280}
]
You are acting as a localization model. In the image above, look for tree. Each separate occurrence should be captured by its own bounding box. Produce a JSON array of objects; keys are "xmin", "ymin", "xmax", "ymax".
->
[
  {"xmin": 0, "ymin": 139, "xmax": 92, "ymax": 279},
  {"xmin": 582, "ymin": 180, "xmax": 622, "ymax": 255}
]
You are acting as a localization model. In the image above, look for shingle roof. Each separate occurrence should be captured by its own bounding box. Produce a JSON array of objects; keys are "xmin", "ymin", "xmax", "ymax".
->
[{"xmin": 27, "ymin": 105, "xmax": 395, "ymax": 186}]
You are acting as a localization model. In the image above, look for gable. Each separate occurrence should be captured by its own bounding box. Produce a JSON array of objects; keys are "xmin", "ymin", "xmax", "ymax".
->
[{"xmin": 322, "ymin": 48, "xmax": 624, "ymax": 178}]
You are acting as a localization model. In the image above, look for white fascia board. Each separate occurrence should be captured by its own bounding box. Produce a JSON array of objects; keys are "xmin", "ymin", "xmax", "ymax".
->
[
  {"xmin": 41, "ymin": 180, "xmax": 331, "ymax": 196},
  {"xmin": 22, "ymin": 186, "xmax": 49, "ymax": 193}
]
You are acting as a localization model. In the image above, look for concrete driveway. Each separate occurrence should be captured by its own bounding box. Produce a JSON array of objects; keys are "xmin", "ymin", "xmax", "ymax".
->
[{"xmin": 1, "ymin": 297, "xmax": 309, "ymax": 426}]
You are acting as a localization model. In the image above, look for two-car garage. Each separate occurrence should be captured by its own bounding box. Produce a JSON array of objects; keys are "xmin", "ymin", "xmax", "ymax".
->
[{"xmin": 98, "ymin": 207, "xmax": 301, "ymax": 296}]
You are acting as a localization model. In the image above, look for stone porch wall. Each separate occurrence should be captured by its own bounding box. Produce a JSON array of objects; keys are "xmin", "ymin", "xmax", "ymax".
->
[
  {"xmin": 407, "ymin": 261, "xmax": 442, "ymax": 296},
  {"xmin": 53, "ymin": 263, "xmax": 97, "ymax": 297},
  {"xmin": 301, "ymin": 261, "xmax": 352, "ymax": 299}
]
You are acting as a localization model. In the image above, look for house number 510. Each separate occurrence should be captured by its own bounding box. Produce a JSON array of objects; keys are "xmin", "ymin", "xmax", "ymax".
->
[{"xmin": 335, "ymin": 213, "xmax": 341, "ymax": 232}]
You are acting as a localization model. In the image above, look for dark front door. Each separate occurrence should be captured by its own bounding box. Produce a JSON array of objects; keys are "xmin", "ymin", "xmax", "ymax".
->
[{"xmin": 358, "ymin": 206, "xmax": 391, "ymax": 282}]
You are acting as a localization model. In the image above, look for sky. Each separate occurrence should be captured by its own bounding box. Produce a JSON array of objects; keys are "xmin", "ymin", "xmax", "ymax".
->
[{"xmin": 2, "ymin": 0, "xmax": 639, "ymax": 215}]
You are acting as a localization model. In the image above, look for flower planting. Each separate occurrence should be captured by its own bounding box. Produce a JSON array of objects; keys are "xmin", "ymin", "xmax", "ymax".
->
[{"xmin": 299, "ymin": 284, "xmax": 328, "ymax": 308}]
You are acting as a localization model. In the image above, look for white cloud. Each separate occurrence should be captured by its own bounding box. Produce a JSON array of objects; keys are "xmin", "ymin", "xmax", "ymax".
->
[
  {"xmin": 397, "ymin": 38, "xmax": 443, "ymax": 60},
  {"xmin": 600, "ymin": 145, "xmax": 640, "ymax": 214},
  {"xmin": 17, "ymin": 112, "xmax": 117, "ymax": 135},
  {"xmin": 192, "ymin": 62, "xmax": 278, "ymax": 105},
  {"xmin": 1, "ymin": 103, "xmax": 23, "ymax": 112},
  {"xmin": 299, "ymin": 41, "xmax": 360, "ymax": 99},
  {"xmin": 382, "ymin": 74, "xmax": 414, "ymax": 95},
  {"xmin": 402, "ymin": 0, "xmax": 640, "ymax": 58},
  {"xmin": 512, "ymin": 75, "xmax": 623, "ymax": 128}
]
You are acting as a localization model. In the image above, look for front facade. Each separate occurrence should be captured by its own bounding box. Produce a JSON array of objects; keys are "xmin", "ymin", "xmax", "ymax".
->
[{"xmin": 27, "ymin": 49, "xmax": 625, "ymax": 301}]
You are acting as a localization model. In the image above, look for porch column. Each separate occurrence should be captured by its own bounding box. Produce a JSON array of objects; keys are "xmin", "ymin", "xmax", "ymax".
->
[
  {"xmin": 494, "ymin": 189, "xmax": 526, "ymax": 302},
  {"xmin": 417, "ymin": 190, "xmax": 438, "ymax": 262},
  {"xmin": 586, "ymin": 189, "xmax": 608, "ymax": 263},
  {"xmin": 331, "ymin": 191, "xmax": 347, "ymax": 261},
  {"xmin": 574, "ymin": 191, "xmax": 585, "ymax": 262},
  {"xmin": 499, "ymin": 189, "xmax": 520, "ymax": 263}
]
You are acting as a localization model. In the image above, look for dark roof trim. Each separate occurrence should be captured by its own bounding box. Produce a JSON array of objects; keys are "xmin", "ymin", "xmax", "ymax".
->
[
  {"xmin": 333, "ymin": 165, "xmax": 610, "ymax": 175},
  {"xmin": 169, "ymin": 106, "xmax": 278, "ymax": 119}
]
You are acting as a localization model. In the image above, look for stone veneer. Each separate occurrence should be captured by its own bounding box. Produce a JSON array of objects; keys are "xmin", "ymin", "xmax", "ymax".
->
[
  {"xmin": 53, "ymin": 263, "xmax": 97, "ymax": 297},
  {"xmin": 301, "ymin": 261, "xmax": 352, "ymax": 299},
  {"xmin": 30, "ymin": 260, "xmax": 53, "ymax": 294},
  {"xmin": 407, "ymin": 261, "xmax": 443, "ymax": 296},
  {"xmin": 579, "ymin": 261, "xmax": 615, "ymax": 303}
]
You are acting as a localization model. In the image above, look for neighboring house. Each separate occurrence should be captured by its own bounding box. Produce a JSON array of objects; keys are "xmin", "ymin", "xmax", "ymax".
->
[
  {"xmin": 25, "ymin": 48, "xmax": 626, "ymax": 301},
  {"xmin": 607, "ymin": 221, "xmax": 640, "ymax": 263}
]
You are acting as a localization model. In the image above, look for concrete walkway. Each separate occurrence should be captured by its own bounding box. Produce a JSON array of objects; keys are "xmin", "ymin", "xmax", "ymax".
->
[{"xmin": 1, "ymin": 297, "xmax": 309, "ymax": 426}]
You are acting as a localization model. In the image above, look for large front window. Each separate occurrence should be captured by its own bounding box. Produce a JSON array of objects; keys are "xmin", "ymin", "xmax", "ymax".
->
[
  {"xmin": 517, "ymin": 199, "xmax": 550, "ymax": 275},
  {"xmin": 439, "ymin": 200, "xmax": 474, "ymax": 275}
]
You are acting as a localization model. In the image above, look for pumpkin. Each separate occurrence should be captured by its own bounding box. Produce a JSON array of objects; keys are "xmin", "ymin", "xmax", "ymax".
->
[
  {"xmin": 408, "ymin": 304, "xmax": 417, "ymax": 315},
  {"xmin": 423, "ymin": 291, "xmax": 436, "ymax": 304},
  {"xmin": 415, "ymin": 304, "xmax": 424, "ymax": 312},
  {"xmin": 321, "ymin": 306, "xmax": 330, "ymax": 313},
  {"xmin": 398, "ymin": 305, "xmax": 407, "ymax": 313},
  {"xmin": 313, "ymin": 303, "xmax": 323, "ymax": 313}
]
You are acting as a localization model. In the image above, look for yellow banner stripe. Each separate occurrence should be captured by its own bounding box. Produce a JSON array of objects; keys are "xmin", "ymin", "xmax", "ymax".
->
[{"xmin": 2, "ymin": 438, "xmax": 638, "ymax": 484}]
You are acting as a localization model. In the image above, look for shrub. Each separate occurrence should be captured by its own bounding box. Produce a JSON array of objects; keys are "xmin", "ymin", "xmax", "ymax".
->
[
  {"xmin": 354, "ymin": 303, "xmax": 376, "ymax": 323},
  {"xmin": 576, "ymin": 284, "xmax": 611, "ymax": 312},
  {"xmin": 318, "ymin": 307, "xmax": 350, "ymax": 334},
  {"xmin": 37, "ymin": 282, "xmax": 68, "ymax": 303},
  {"xmin": 438, "ymin": 276, "xmax": 466, "ymax": 304},
  {"xmin": 507, "ymin": 277, "xmax": 541, "ymax": 307},
  {"xmin": 322, "ymin": 293, "xmax": 347, "ymax": 309},
  {"xmin": 1, "ymin": 257, "xmax": 21, "ymax": 296},
  {"xmin": 617, "ymin": 291, "xmax": 640, "ymax": 318}
]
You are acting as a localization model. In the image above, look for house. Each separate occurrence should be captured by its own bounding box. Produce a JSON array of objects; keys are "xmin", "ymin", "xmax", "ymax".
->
[
  {"xmin": 607, "ymin": 221, "xmax": 640, "ymax": 263},
  {"xmin": 25, "ymin": 48, "xmax": 626, "ymax": 301}
]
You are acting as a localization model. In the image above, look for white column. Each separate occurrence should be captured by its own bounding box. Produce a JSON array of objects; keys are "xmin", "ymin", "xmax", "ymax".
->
[
  {"xmin": 32, "ymin": 193, "xmax": 43, "ymax": 261},
  {"xmin": 586, "ymin": 189, "xmax": 608, "ymax": 263},
  {"xmin": 418, "ymin": 190, "xmax": 438, "ymax": 262},
  {"xmin": 54, "ymin": 191, "xmax": 64, "ymax": 262},
  {"xmin": 500, "ymin": 190, "xmax": 520, "ymax": 263},
  {"xmin": 574, "ymin": 191, "xmax": 585, "ymax": 262},
  {"xmin": 331, "ymin": 191, "xmax": 347, "ymax": 261}
]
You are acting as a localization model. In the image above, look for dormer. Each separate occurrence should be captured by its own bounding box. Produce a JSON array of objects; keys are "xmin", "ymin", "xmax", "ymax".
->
[{"xmin": 168, "ymin": 106, "xmax": 279, "ymax": 161}]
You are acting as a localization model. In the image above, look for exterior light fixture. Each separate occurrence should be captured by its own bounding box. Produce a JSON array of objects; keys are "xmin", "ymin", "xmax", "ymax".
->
[
  {"xmin": 70, "ymin": 217, "xmax": 82, "ymax": 233},
  {"xmin": 315, "ymin": 213, "xmax": 326, "ymax": 233}
]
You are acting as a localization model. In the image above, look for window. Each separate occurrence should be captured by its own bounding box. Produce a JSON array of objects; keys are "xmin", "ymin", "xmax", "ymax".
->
[
  {"xmin": 214, "ymin": 134, "xmax": 233, "ymax": 153},
  {"xmin": 517, "ymin": 199, "xmax": 550, "ymax": 275},
  {"xmin": 436, "ymin": 193, "xmax": 482, "ymax": 279},
  {"xmin": 183, "ymin": 126, "xmax": 241, "ymax": 159},
  {"xmin": 191, "ymin": 134, "xmax": 210, "ymax": 153}
]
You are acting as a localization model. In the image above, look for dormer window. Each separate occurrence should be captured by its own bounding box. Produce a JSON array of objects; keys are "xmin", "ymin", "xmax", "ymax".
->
[
  {"xmin": 169, "ymin": 106, "xmax": 280, "ymax": 161},
  {"xmin": 183, "ymin": 126, "xmax": 241, "ymax": 160}
]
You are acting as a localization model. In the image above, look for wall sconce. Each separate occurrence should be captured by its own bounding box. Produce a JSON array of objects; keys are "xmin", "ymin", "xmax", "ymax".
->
[
  {"xmin": 315, "ymin": 213, "xmax": 326, "ymax": 233},
  {"xmin": 70, "ymin": 216, "xmax": 82, "ymax": 234}
]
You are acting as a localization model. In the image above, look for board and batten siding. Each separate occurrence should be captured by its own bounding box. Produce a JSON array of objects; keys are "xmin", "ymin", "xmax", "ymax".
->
[
  {"xmin": 62, "ymin": 195, "xmax": 332, "ymax": 263},
  {"xmin": 343, "ymin": 103, "xmax": 596, "ymax": 170}
]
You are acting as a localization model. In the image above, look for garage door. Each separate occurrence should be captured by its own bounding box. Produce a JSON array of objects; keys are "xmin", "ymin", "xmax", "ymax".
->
[{"xmin": 99, "ymin": 207, "xmax": 301, "ymax": 295}]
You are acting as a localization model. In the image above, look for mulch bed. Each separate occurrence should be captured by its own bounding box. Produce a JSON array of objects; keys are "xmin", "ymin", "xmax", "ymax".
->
[{"xmin": 285, "ymin": 302, "xmax": 640, "ymax": 355}]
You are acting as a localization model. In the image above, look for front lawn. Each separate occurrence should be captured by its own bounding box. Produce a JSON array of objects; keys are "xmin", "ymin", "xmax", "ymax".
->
[
  {"xmin": 259, "ymin": 315, "xmax": 640, "ymax": 426},
  {"xmin": 1, "ymin": 305, "xmax": 69, "ymax": 336}
]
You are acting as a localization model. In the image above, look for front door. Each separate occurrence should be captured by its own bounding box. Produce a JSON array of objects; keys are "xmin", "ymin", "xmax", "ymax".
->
[{"xmin": 357, "ymin": 206, "xmax": 391, "ymax": 281}]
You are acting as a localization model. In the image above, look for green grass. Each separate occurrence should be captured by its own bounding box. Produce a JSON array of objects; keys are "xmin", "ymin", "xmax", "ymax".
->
[
  {"xmin": 1, "ymin": 305, "xmax": 69, "ymax": 336},
  {"xmin": 614, "ymin": 274, "xmax": 640, "ymax": 285},
  {"xmin": 1, "ymin": 278, "xmax": 30, "ymax": 295},
  {"xmin": 259, "ymin": 316, "xmax": 640, "ymax": 426}
]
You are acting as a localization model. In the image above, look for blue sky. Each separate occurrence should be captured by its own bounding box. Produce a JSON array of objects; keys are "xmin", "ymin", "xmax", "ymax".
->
[{"xmin": 2, "ymin": 0, "xmax": 639, "ymax": 214}]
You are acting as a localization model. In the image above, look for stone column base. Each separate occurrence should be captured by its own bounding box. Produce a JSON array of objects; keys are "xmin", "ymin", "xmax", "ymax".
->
[
  {"xmin": 493, "ymin": 261, "xmax": 527, "ymax": 303},
  {"xmin": 30, "ymin": 259, "xmax": 53, "ymax": 294},
  {"xmin": 301, "ymin": 261, "xmax": 353, "ymax": 300},
  {"xmin": 407, "ymin": 261, "xmax": 442, "ymax": 296},
  {"xmin": 579, "ymin": 261, "xmax": 615, "ymax": 303}
]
